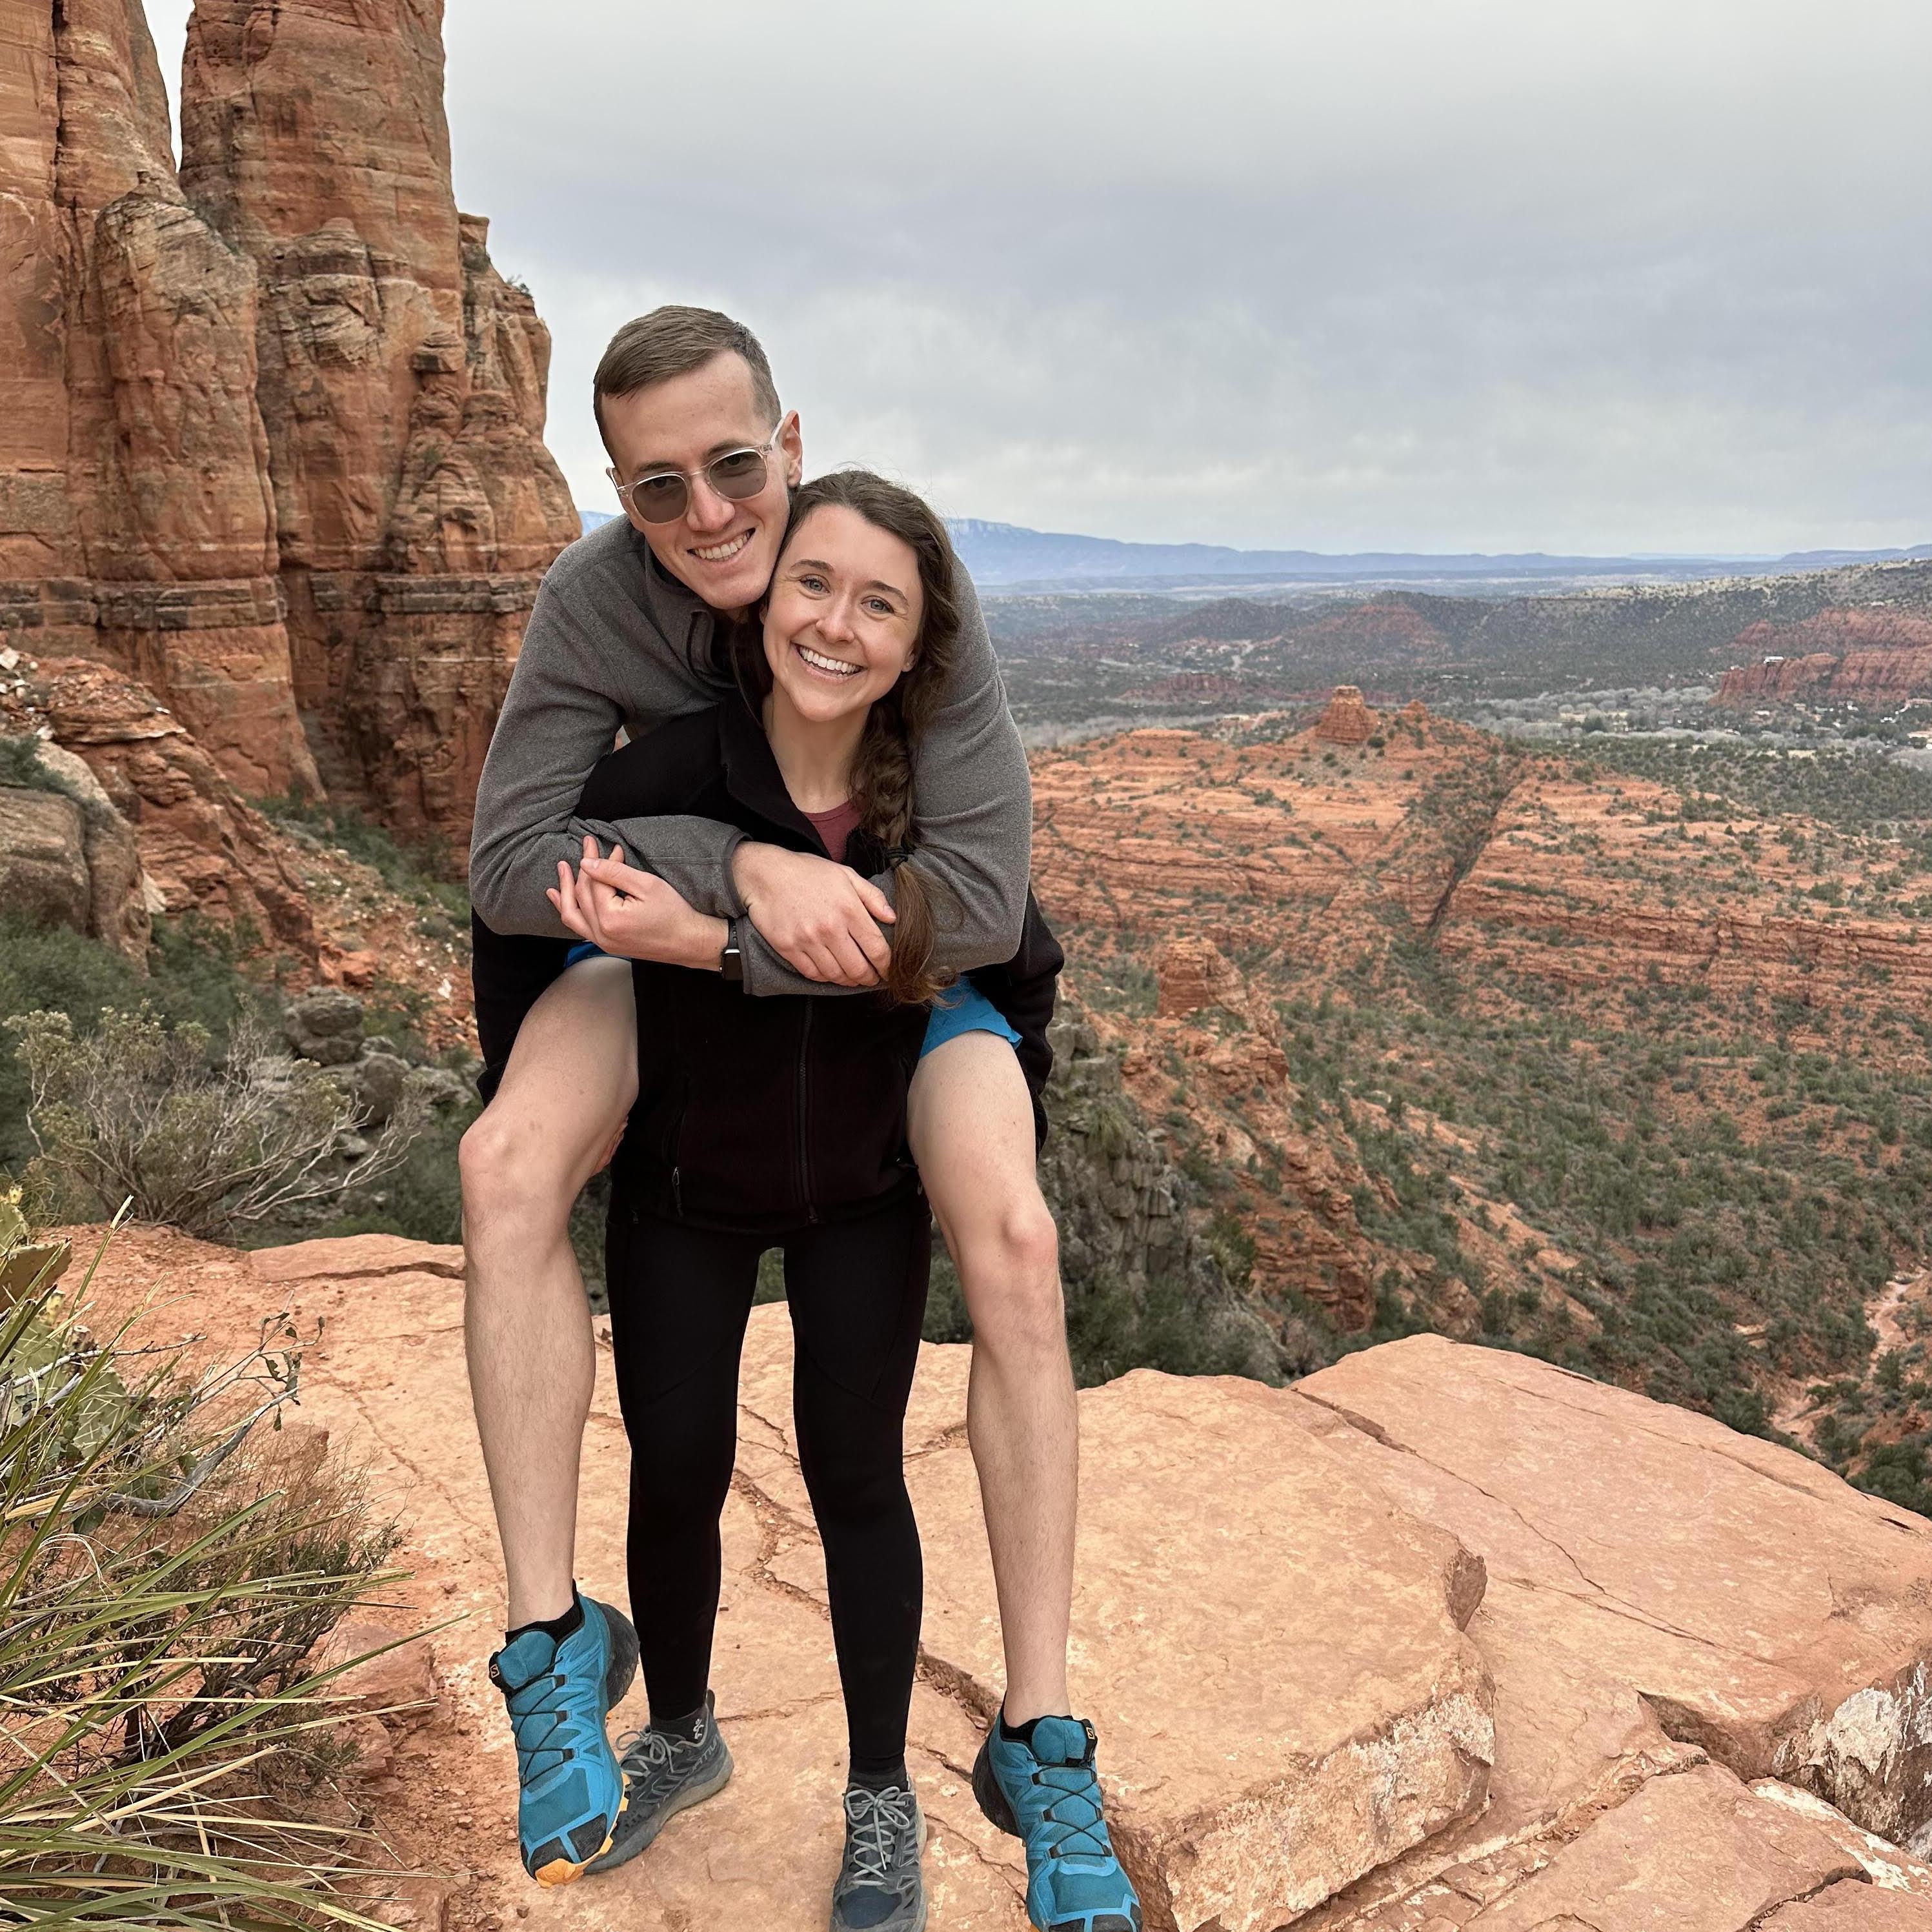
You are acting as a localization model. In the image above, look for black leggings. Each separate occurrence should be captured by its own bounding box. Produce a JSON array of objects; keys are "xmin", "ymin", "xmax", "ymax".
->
[{"xmin": 605, "ymin": 1193, "xmax": 931, "ymax": 1770}]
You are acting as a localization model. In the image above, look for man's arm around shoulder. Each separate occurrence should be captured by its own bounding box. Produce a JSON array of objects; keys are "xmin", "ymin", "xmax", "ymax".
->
[{"xmin": 468, "ymin": 530, "xmax": 746, "ymax": 936}]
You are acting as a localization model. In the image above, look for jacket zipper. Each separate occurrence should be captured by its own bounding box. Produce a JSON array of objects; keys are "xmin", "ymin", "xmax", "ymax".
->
[
  {"xmin": 796, "ymin": 1003, "xmax": 816, "ymax": 1223},
  {"xmin": 671, "ymin": 1165, "xmax": 683, "ymax": 1217}
]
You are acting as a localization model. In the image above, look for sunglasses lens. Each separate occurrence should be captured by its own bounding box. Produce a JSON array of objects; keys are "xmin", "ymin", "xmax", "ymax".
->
[
  {"xmin": 707, "ymin": 448, "xmax": 769, "ymax": 501},
  {"xmin": 628, "ymin": 474, "xmax": 689, "ymax": 523}
]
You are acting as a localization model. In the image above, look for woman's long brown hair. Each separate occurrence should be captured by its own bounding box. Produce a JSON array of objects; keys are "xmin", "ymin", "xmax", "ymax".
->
[{"xmin": 732, "ymin": 468, "xmax": 964, "ymax": 1004}]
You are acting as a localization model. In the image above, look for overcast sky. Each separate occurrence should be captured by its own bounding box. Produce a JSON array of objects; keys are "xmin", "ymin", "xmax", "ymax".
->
[{"xmin": 146, "ymin": 1, "xmax": 1930, "ymax": 555}]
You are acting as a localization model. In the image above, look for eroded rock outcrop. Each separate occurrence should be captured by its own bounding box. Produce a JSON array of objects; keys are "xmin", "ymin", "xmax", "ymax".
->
[
  {"xmin": 1040, "ymin": 1009, "xmax": 1281, "ymax": 1378},
  {"xmin": 0, "ymin": 734, "xmax": 153, "ymax": 961},
  {"xmin": 0, "ymin": 0, "xmax": 316, "ymax": 797},
  {"xmin": 1314, "ymin": 684, "xmax": 1379, "ymax": 745},
  {"xmin": 78, "ymin": 1225, "xmax": 1932, "ymax": 1931},
  {"xmin": 1, "ymin": 654, "xmax": 315, "ymax": 951},
  {"xmin": 179, "ymin": 0, "xmax": 579, "ymax": 850}
]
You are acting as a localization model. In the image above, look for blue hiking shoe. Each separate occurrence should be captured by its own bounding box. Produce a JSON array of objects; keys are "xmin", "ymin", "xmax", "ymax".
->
[
  {"xmin": 973, "ymin": 1715, "xmax": 1142, "ymax": 1932},
  {"xmin": 487, "ymin": 1595, "xmax": 638, "ymax": 1886}
]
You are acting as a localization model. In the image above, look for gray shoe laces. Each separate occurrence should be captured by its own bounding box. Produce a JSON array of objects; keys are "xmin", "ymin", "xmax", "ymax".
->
[
  {"xmin": 614, "ymin": 1726, "xmax": 693, "ymax": 1801},
  {"xmin": 841, "ymin": 1784, "xmax": 915, "ymax": 1887}
]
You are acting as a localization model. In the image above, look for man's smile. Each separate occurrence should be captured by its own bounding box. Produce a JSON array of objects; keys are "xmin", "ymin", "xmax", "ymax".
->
[{"xmin": 691, "ymin": 530, "xmax": 754, "ymax": 564}]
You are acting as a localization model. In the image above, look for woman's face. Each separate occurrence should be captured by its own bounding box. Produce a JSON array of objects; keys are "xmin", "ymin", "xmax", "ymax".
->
[{"xmin": 762, "ymin": 505, "xmax": 925, "ymax": 730}]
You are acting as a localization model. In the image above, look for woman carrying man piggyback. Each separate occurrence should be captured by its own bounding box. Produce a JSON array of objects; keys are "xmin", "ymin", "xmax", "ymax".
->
[{"xmin": 468, "ymin": 459, "xmax": 1137, "ymax": 1931}]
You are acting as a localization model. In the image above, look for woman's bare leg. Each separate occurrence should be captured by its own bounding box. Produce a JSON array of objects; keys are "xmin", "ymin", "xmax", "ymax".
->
[
  {"xmin": 459, "ymin": 956, "xmax": 637, "ymax": 1628},
  {"xmin": 909, "ymin": 1032, "xmax": 1077, "ymax": 1722}
]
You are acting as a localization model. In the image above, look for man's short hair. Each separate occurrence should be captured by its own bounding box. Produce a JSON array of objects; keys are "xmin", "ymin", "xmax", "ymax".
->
[{"xmin": 592, "ymin": 307, "xmax": 781, "ymax": 457}]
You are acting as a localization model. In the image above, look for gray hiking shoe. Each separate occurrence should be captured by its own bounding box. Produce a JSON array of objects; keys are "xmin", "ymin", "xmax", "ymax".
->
[
  {"xmin": 830, "ymin": 1782, "xmax": 927, "ymax": 1932},
  {"xmin": 582, "ymin": 1690, "xmax": 733, "ymax": 1875}
]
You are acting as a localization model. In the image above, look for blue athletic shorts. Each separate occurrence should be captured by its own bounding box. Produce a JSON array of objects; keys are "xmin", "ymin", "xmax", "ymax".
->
[
  {"xmin": 921, "ymin": 980, "xmax": 1021, "ymax": 1058},
  {"xmin": 563, "ymin": 945, "xmax": 1017, "ymax": 1058}
]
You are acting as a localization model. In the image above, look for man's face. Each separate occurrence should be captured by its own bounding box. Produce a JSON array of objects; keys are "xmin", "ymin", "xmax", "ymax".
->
[{"xmin": 601, "ymin": 353, "xmax": 803, "ymax": 616}]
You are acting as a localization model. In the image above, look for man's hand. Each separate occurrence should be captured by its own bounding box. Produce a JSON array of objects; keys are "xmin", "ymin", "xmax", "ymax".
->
[
  {"xmin": 731, "ymin": 841, "xmax": 895, "ymax": 985},
  {"xmin": 551, "ymin": 836, "xmax": 729, "ymax": 970}
]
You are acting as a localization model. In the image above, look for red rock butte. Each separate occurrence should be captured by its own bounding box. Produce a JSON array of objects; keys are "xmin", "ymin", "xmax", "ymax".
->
[
  {"xmin": 1313, "ymin": 684, "xmax": 1380, "ymax": 744},
  {"xmin": 0, "ymin": 0, "xmax": 577, "ymax": 851}
]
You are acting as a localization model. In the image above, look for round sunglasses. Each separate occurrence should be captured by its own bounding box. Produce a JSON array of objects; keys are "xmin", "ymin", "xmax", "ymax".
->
[{"xmin": 608, "ymin": 420, "xmax": 789, "ymax": 525}]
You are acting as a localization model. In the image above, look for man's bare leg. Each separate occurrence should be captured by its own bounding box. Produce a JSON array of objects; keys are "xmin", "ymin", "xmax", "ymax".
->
[
  {"xmin": 459, "ymin": 957, "xmax": 637, "ymax": 1629},
  {"xmin": 909, "ymin": 1032, "xmax": 1076, "ymax": 1722}
]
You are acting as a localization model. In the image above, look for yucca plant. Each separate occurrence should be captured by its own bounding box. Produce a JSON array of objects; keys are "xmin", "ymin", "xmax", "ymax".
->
[{"xmin": 0, "ymin": 1199, "xmax": 422, "ymax": 1927}]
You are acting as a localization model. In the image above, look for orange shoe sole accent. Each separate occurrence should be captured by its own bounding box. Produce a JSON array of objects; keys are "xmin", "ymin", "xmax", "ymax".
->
[{"xmin": 529, "ymin": 1792, "xmax": 627, "ymax": 1887}]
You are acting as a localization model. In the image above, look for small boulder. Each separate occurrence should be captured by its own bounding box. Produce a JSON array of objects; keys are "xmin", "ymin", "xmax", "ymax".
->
[
  {"xmin": 285, "ymin": 988, "xmax": 366, "ymax": 1065},
  {"xmin": 311, "ymin": 1619, "xmax": 439, "ymax": 1773},
  {"xmin": 351, "ymin": 1049, "xmax": 412, "ymax": 1125},
  {"xmin": 405, "ymin": 1064, "xmax": 472, "ymax": 1112}
]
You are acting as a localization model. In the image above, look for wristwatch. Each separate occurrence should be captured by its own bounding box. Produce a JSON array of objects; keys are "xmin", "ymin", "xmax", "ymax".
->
[{"xmin": 719, "ymin": 917, "xmax": 744, "ymax": 983}]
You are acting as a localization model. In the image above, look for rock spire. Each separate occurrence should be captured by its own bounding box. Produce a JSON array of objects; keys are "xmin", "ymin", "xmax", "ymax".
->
[
  {"xmin": 1, "ymin": 0, "xmax": 575, "ymax": 853},
  {"xmin": 179, "ymin": 0, "xmax": 580, "ymax": 850},
  {"xmin": 0, "ymin": 0, "xmax": 317, "ymax": 797}
]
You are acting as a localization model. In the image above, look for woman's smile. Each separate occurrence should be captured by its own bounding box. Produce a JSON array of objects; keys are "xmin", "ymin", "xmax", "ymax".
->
[{"xmin": 794, "ymin": 641, "xmax": 863, "ymax": 680}]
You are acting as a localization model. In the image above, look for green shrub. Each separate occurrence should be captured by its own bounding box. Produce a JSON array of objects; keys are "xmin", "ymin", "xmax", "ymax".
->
[
  {"xmin": 8, "ymin": 1007, "xmax": 427, "ymax": 1239},
  {"xmin": 0, "ymin": 913, "xmax": 281, "ymax": 1174}
]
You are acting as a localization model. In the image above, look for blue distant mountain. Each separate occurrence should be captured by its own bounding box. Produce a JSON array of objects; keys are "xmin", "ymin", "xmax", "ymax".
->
[
  {"xmin": 571, "ymin": 507, "xmax": 1928, "ymax": 590},
  {"xmin": 940, "ymin": 518, "xmax": 1932, "ymax": 592}
]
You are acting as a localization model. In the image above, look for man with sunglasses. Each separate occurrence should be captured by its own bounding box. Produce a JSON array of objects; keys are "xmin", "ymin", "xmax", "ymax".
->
[{"xmin": 464, "ymin": 307, "xmax": 1140, "ymax": 1932}]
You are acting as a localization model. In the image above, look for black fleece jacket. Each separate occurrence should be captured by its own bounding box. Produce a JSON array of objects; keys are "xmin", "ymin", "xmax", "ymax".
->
[{"xmin": 469, "ymin": 692, "xmax": 1063, "ymax": 1232}]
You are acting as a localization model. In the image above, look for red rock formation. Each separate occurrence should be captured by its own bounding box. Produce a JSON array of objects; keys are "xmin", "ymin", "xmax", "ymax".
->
[
  {"xmin": 0, "ymin": 0, "xmax": 317, "ymax": 799},
  {"xmin": 1, "ymin": 655, "xmax": 316, "ymax": 951},
  {"xmin": 1716, "ymin": 610, "xmax": 1932, "ymax": 708},
  {"xmin": 1314, "ymin": 683, "xmax": 1379, "ymax": 743},
  {"xmin": 1154, "ymin": 935, "xmax": 1247, "ymax": 1016},
  {"xmin": 1309, "ymin": 598, "xmax": 1446, "ymax": 654},
  {"xmin": 179, "ymin": 0, "xmax": 579, "ymax": 853}
]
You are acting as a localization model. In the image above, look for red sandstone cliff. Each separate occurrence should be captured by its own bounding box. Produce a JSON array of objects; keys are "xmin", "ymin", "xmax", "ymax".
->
[
  {"xmin": 0, "ymin": 0, "xmax": 316, "ymax": 797},
  {"xmin": 1, "ymin": 0, "xmax": 573, "ymax": 855},
  {"xmin": 1715, "ymin": 610, "xmax": 1932, "ymax": 707},
  {"xmin": 179, "ymin": 0, "xmax": 580, "ymax": 851}
]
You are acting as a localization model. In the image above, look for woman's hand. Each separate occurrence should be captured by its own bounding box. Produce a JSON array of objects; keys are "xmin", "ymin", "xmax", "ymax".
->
[{"xmin": 549, "ymin": 836, "xmax": 730, "ymax": 970}]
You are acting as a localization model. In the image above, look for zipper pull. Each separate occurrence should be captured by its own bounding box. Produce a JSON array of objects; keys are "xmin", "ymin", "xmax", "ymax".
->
[{"xmin": 672, "ymin": 1167, "xmax": 684, "ymax": 1216}]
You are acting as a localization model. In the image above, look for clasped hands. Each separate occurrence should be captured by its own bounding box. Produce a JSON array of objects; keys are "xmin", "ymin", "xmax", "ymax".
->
[{"xmin": 550, "ymin": 836, "xmax": 896, "ymax": 985}]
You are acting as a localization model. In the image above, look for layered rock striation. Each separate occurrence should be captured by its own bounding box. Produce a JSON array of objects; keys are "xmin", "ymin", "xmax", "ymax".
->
[
  {"xmin": 179, "ymin": 0, "xmax": 579, "ymax": 849},
  {"xmin": 1, "ymin": 652, "xmax": 314, "ymax": 949},
  {"xmin": 0, "ymin": 0, "xmax": 315, "ymax": 796}
]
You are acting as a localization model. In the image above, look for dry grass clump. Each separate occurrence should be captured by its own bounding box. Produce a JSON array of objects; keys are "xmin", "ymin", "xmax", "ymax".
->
[{"xmin": 0, "ymin": 1200, "xmax": 413, "ymax": 1927}]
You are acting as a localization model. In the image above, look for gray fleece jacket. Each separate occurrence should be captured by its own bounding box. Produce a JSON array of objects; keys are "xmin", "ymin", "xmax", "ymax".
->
[{"xmin": 468, "ymin": 516, "xmax": 1032, "ymax": 997}]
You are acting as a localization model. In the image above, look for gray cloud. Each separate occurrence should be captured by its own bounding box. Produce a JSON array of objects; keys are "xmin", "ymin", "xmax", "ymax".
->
[{"xmin": 146, "ymin": 0, "xmax": 1931, "ymax": 552}]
